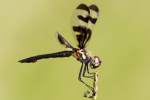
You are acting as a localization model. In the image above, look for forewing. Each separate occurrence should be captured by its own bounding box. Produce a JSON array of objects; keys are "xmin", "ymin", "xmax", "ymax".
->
[
  {"xmin": 72, "ymin": 3, "xmax": 99, "ymax": 49},
  {"xmin": 89, "ymin": 4, "xmax": 99, "ymax": 24}
]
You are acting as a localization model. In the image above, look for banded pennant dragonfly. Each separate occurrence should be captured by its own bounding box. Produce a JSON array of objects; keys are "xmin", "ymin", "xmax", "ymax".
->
[{"xmin": 19, "ymin": 3, "xmax": 101, "ymax": 99}]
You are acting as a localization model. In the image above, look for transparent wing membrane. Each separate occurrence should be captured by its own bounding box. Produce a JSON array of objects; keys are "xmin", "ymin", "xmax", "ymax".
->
[{"xmin": 72, "ymin": 3, "xmax": 99, "ymax": 48}]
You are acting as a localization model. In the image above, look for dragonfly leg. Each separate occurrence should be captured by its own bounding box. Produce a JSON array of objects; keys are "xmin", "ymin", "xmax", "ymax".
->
[
  {"xmin": 87, "ymin": 65, "xmax": 95, "ymax": 75},
  {"xmin": 78, "ymin": 63, "xmax": 93, "ymax": 90},
  {"xmin": 79, "ymin": 63, "xmax": 98, "ymax": 99},
  {"xmin": 81, "ymin": 64, "xmax": 94, "ymax": 79}
]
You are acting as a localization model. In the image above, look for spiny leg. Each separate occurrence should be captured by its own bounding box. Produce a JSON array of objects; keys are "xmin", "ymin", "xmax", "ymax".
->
[
  {"xmin": 86, "ymin": 72, "xmax": 99, "ymax": 99},
  {"xmin": 86, "ymin": 65, "xmax": 96, "ymax": 77},
  {"xmin": 83, "ymin": 64, "xmax": 95, "ymax": 79},
  {"xmin": 80, "ymin": 63, "xmax": 98, "ymax": 99},
  {"xmin": 82, "ymin": 64, "xmax": 99, "ymax": 99},
  {"xmin": 78, "ymin": 63, "xmax": 93, "ymax": 90}
]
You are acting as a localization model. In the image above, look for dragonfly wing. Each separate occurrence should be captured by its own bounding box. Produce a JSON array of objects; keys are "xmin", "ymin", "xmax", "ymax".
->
[
  {"xmin": 56, "ymin": 32, "xmax": 74, "ymax": 49},
  {"xmin": 72, "ymin": 3, "xmax": 99, "ymax": 49}
]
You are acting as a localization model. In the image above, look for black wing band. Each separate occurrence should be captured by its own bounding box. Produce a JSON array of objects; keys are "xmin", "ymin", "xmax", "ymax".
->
[
  {"xmin": 77, "ymin": 15, "xmax": 97, "ymax": 24},
  {"xmin": 18, "ymin": 51, "xmax": 73, "ymax": 63},
  {"xmin": 73, "ymin": 26, "xmax": 91, "ymax": 34},
  {"xmin": 76, "ymin": 3, "xmax": 90, "ymax": 14},
  {"xmin": 89, "ymin": 4, "xmax": 99, "ymax": 13},
  {"xmin": 73, "ymin": 3, "xmax": 99, "ymax": 48},
  {"xmin": 76, "ymin": 4, "xmax": 99, "ymax": 24},
  {"xmin": 77, "ymin": 15, "xmax": 89, "ymax": 23},
  {"xmin": 73, "ymin": 26, "xmax": 91, "ymax": 48}
]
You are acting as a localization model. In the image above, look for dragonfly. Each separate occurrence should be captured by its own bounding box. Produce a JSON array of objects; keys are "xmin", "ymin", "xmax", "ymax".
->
[{"xmin": 19, "ymin": 3, "xmax": 101, "ymax": 99}]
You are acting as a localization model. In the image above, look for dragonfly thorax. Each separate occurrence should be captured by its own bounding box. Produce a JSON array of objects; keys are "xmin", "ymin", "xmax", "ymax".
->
[
  {"xmin": 73, "ymin": 49, "xmax": 101, "ymax": 69},
  {"xmin": 73, "ymin": 49, "xmax": 90, "ymax": 62}
]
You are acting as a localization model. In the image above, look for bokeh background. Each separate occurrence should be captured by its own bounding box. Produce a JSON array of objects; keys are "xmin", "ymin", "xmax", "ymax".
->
[{"xmin": 0, "ymin": 0, "xmax": 150, "ymax": 100}]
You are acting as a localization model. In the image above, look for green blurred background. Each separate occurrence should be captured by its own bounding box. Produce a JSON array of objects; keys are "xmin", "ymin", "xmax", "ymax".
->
[{"xmin": 0, "ymin": 0, "xmax": 150, "ymax": 100}]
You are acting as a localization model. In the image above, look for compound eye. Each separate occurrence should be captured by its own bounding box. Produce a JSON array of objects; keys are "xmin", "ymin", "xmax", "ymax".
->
[{"xmin": 91, "ymin": 56, "xmax": 101, "ymax": 69}]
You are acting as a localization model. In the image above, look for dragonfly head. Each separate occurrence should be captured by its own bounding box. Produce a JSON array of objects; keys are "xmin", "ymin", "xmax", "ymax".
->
[{"xmin": 90, "ymin": 56, "xmax": 101, "ymax": 69}]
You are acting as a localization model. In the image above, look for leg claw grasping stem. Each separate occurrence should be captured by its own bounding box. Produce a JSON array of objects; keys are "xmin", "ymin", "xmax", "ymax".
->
[{"xmin": 84, "ymin": 72, "xmax": 98, "ymax": 100}]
